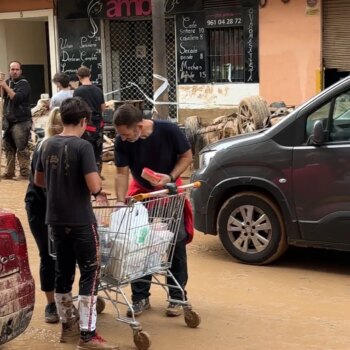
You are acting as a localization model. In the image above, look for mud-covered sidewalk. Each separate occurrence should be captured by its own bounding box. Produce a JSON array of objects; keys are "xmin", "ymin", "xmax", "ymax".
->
[{"xmin": 2, "ymin": 163, "xmax": 350, "ymax": 350}]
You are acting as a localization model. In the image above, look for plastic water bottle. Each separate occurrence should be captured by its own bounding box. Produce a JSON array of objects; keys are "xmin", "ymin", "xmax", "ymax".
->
[{"xmin": 99, "ymin": 227, "xmax": 110, "ymax": 265}]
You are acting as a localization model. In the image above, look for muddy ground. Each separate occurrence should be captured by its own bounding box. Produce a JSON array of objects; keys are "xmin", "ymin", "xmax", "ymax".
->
[{"xmin": 2, "ymin": 163, "xmax": 350, "ymax": 350}]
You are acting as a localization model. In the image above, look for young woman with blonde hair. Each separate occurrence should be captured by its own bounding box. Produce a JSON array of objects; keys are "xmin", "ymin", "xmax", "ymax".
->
[{"xmin": 25, "ymin": 107, "xmax": 63, "ymax": 323}]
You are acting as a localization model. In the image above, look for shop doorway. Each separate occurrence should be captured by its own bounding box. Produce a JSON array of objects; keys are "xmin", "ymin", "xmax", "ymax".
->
[
  {"xmin": 0, "ymin": 9, "xmax": 58, "ymax": 105},
  {"xmin": 324, "ymin": 69, "xmax": 350, "ymax": 89}
]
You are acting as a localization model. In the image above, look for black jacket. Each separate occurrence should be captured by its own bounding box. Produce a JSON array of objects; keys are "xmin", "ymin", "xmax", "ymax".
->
[{"xmin": 4, "ymin": 75, "xmax": 31, "ymax": 123}]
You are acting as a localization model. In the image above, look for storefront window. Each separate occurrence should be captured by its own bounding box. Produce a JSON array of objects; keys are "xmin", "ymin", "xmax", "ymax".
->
[{"xmin": 208, "ymin": 27, "xmax": 244, "ymax": 83}]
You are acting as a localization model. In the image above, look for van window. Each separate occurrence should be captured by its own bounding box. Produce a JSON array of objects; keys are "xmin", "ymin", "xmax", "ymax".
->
[
  {"xmin": 305, "ymin": 90, "xmax": 350, "ymax": 143},
  {"xmin": 329, "ymin": 91, "xmax": 350, "ymax": 142},
  {"xmin": 305, "ymin": 102, "xmax": 331, "ymax": 140}
]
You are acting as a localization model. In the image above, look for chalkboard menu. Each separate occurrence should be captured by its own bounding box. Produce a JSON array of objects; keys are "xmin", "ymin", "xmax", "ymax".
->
[
  {"xmin": 58, "ymin": 19, "xmax": 102, "ymax": 86},
  {"xmin": 57, "ymin": 0, "xmax": 89, "ymax": 19},
  {"xmin": 176, "ymin": 13, "xmax": 207, "ymax": 84}
]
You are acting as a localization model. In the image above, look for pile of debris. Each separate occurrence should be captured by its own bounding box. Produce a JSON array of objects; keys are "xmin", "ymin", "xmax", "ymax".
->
[
  {"xmin": 29, "ymin": 98, "xmax": 50, "ymax": 150},
  {"xmin": 183, "ymin": 96, "xmax": 294, "ymax": 168},
  {"xmin": 28, "ymin": 95, "xmax": 294, "ymax": 168},
  {"xmin": 269, "ymin": 101, "xmax": 294, "ymax": 125},
  {"xmin": 29, "ymin": 97, "xmax": 117, "ymax": 162}
]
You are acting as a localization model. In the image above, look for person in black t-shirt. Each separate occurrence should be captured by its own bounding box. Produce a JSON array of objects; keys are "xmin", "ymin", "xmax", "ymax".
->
[
  {"xmin": 73, "ymin": 66, "xmax": 105, "ymax": 175},
  {"xmin": 34, "ymin": 97, "xmax": 117, "ymax": 350},
  {"xmin": 113, "ymin": 103, "xmax": 194, "ymax": 318}
]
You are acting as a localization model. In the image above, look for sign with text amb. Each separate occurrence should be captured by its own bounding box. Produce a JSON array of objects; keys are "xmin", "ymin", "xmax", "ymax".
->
[
  {"xmin": 105, "ymin": 0, "xmax": 151, "ymax": 18},
  {"xmin": 58, "ymin": 0, "xmax": 152, "ymax": 19}
]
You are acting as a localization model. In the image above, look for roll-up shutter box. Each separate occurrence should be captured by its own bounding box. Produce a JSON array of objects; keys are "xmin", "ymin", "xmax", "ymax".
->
[{"xmin": 323, "ymin": 0, "xmax": 350, "ymax": 71}]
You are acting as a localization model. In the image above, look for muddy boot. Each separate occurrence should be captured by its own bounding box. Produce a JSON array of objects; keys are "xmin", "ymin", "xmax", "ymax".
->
[
  {"xmin": 126, "ymin": 298, "xmax": 150, "ymax": 317},
  {"xmin": 3, "ymin": 147, "xmax": 16, "ymax": 178},
  {"xmin": 60, "ymin": 316, "xmax": 80, "ymax": 343},
  {"xmin": 76, "ymin": 332, "xmax": 119, "ymax": 350},
  {"xmin": 166, "ymin": 302, "xmax": 183, "ymax": 317},
  {"xmin": 45, "ymin": 302, "xmax": 59, "ymax": 323},
  {"xmin": 17, "ymin": 148, "xmax": 30, "ymax": 179},
  {"xmin": 56, "ymin": 292, "xmax": 80, "ymax": 343},
  {"xmin": 1, "ymin": 173, "xmax": 16, "ymax": 180},
  {"xmin": 73, "ymin": 304, "xmax": 80, "ymax": 319}
]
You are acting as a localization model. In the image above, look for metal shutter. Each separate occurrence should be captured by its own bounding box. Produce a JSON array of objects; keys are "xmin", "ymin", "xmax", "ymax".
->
[
  {"xmin": 323, "ymin": 0, "xmax": 350, "ymax": 71},
  {"xmin": 107, "ymin": 19, "xmax": 177, "ymax": 118}
]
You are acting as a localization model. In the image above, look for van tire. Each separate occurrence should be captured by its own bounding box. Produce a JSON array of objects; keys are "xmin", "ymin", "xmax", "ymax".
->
[
  {"xmin": 217, "ymin": 192, "xmax": 288, "ymax": 265},
  {"xmin": 238, "ymin": 96, "xmax": 270, "ymax": 133}
]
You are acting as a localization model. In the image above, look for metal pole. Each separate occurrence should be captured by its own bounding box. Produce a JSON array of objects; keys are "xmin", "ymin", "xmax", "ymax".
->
[{"xmin": 151, "ymin": 0, "xmax": 169, "ymax": 120}]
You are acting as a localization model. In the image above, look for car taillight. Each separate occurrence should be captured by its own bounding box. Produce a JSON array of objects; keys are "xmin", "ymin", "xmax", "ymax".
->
[{"xmin": 0, "ymin": 212, "xmax": 31, "ymax": 279}]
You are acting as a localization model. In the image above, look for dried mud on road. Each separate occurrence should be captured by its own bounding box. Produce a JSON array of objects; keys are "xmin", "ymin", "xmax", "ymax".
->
[{"xmin": 2, "ymin": 164, "xmax": 350, "ymax": 350}]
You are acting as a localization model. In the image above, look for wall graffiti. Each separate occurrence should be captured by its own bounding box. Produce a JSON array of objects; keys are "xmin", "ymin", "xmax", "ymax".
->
[{"xmin": 87, "ymin": 0, "xmax": 103, "ymax": 38}]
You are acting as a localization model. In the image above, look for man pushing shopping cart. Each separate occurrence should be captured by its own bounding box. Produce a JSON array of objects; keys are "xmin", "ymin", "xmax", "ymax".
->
[
  {"xmin": 113, "ymin": 103, "xmax": 196, "ymax": 318},
  {"xmin": 101, "ymin": 103, "xmax": 201, "ymax": 348}
]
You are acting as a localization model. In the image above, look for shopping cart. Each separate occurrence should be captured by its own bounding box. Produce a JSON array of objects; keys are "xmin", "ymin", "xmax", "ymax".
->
[{"xmin": 94, "ymin": 182, "xmax": 201, "ymax": 350}]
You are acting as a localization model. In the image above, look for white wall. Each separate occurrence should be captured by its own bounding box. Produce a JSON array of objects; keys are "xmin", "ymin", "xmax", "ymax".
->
[
  {"xmin": 0, "ymin": 20, "xmax": 49, "ymax": 93},
  {"xmin": 178, "ymin": 83, "xmax": 260, "ymax": 109},
  {"xmin": 0, "ymin": 22, "xmax": 7, "ymax": 74},
  {"xmin": 0, "ymin": 10, "xmax": 60, "ymax": 97}
]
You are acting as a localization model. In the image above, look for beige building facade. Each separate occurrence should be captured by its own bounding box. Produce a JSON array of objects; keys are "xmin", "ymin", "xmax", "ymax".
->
[
  {"xmin": 259, "ymin": 0, "xmax": 322, "ymax": 107},
  {"xmin": 0, "ymin": 0, "xmax": 58, "ymax": 104}
]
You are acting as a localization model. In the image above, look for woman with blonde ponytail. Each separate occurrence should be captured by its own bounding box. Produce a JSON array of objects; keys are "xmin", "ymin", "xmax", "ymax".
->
[{"xmin": 24, "ymin": 107, "xmax": 63, "ymax": 323}]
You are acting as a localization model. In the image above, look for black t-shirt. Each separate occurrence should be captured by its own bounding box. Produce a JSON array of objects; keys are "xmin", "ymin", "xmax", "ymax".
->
[
  {"xmin": 114, "ymin": 120, "xmax": 190, "ymax": 189},
  {"xmin": 4, "ymin": 76, "xmax": 31, "ymax": 123},
  {"xmin": 25, "ymin": 142, "xmax": 46, "ymax": 213},
  {"xmin": 73, "ymin": 85, "xmax": 104, "ymax": 121},
  {"xmin": 36, "ymin": 136, "xmax": 98, "ymax": 225}
]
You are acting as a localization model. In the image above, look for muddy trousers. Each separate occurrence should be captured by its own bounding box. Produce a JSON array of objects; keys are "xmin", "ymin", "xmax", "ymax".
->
[
  {"xmin": 131, "ymin": 236, "xmax": 188, "ymax": 302},
  {"xmin": 25, "ymin": 205, "xmax": 55, "ymax": 292},
  {"xmin": 3, "ymin": 120, "xmax": 32, "ymax": 177},
  {"xmin": 51, "ymin": 224, "xmax": 100, "ymax": 331}
]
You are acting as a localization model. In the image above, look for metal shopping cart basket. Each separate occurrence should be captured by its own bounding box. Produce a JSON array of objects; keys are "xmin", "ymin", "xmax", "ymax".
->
[{"xmin": 94, "ymin": 182, "xmax": 201, "ymax": 350}]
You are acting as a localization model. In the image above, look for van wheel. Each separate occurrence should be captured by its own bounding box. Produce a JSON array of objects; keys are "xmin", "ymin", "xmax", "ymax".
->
[
  {"xmin": 217, "ymin": 192, "xmax": 287, "ymax": 265},
  {"xmin": 238, "ymin": 96, "xmax": 270, "ymax": 133}
]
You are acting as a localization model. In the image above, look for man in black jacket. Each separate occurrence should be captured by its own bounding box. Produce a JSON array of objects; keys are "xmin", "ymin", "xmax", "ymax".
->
[{"xmin": 0, "ymin": 61, "xmax": 32, "ymax": 179}]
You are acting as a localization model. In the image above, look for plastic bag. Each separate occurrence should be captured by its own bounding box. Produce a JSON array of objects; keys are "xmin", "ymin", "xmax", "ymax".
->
[{"xmin": 109, "ymin": 202, "xmax": 150, "ymax": 245}]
